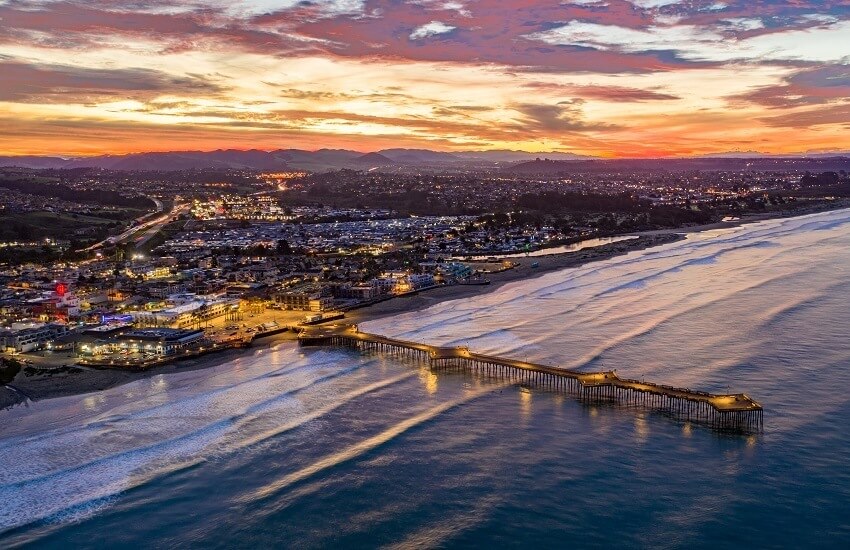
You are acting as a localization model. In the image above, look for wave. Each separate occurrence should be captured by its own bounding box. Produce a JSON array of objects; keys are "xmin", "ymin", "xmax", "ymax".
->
[
  {"xmin": 0, "ymin": 351, "xmax": 371, "ymax": 484},
  {"xmin": 0, "ymin": 356, "xmax": 369, "ymax": 488},
  {"xmin": 593, "ymin": 239, "xmax": 790, "ymax": 299},
  {"xmin": 501, "ymin": 267, "xmax": 807, "ymax": 374},
  {"xmin": 243, "ymin": 385, "xmax": 499, "ymax": 504},
  {"xmin": 0, "ymin": 366, "xmax": 419, "ymax": 537}
]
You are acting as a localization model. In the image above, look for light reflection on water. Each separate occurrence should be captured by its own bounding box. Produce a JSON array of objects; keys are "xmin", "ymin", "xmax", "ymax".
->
[{"xmin": 3, "ymin": 209, "xmax": 850, "ymax": 547}]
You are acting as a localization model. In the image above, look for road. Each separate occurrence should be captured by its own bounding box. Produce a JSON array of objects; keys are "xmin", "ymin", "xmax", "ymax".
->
[
  {"xmin": 81, "ymin": 201, "xmax": 187, "ymax": 252},
  {"xmin": 132, "ymin": 203, "xmax": 190, "ymax": 249}
]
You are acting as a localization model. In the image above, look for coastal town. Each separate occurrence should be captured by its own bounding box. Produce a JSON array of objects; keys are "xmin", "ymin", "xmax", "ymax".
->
[
  {"xmin": 2, "ymin": 161, "xmax": 849, "ymax": 401},
  {"xmin": 4, "ymin": 1, "xmax": 850, "ymax": 544}
]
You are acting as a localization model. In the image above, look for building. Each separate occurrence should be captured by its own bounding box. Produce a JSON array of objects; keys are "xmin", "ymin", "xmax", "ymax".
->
[
  {"xmin": 127, "ymin": 264, "xmax": 172, "ymax": 280},
  {"xmin": 0, "ymin": 323, "xmax": 71, "ymax": 353},
  {"xmin": 27, "ymin": 285, "xmax": 81, "ymax": 321},
  {"xmin": 129, "ymin": 298, "xmax": 240, "ymax": 328},
  {"xmin": 272, "ymin": 289, "xmax": 333, "ymax": 311},
  {"xmin": 438, "ymin": 262, "xmax": 474, "ymax": 279},
  {"xmin": 55, "ymin": 323, "xmax": 132, "ymax": 354},
  {"xmin": 370, "ymin": 277, "xmax": 397, "ymax": 296},
  {"xmin": 145, "ymin": 281, "xmax": 188, "ymax": 299},
  {"xmin": 114, "ymin": 328, "xmax": 205, "ymax": 356},
  {"xmin": 71, "ymin": 327, "xmax": 206, "ymax": 357},
  {"xmin": 372, "ymin": 273, "xmax": 434, "ymax": 294},
  {"xmin": 406, "ymin": 274, "xmax": 435, "ymax": 289},
  {"xmin": 331, "ymin": 283, "xmax": 375, "ymax": 301}
]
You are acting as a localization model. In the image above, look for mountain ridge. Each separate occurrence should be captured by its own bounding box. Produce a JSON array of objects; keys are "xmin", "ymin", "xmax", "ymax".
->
[
  {"xmin": 2, "ymin": 148, "xmax": 848, "ymax": 172},
  {"xmin": 0, "ymin": 148, "xmax": 594, "ymax": 171}
]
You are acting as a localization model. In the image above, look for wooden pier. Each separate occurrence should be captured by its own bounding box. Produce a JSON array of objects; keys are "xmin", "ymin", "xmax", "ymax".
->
[{"xmin": 299, "ymin": 325, "xmax": 763, "ymax": 434}]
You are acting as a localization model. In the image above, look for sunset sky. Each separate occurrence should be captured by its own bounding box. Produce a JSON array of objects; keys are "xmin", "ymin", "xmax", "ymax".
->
[{"xmin": 1, "ymin": 0, "xmax": 849, "ymax": 157}]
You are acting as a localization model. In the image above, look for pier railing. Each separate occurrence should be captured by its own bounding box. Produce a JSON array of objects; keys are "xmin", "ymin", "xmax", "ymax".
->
[{"xmin": 299, "ymin": 325, "xmax": 763, "ymax": 433}]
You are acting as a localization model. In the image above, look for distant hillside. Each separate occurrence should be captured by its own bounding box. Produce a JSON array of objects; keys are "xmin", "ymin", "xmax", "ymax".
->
[
  {"xmin": 0, "ymin": 150, "xmax": 292, "ymax": 171},
  {"xmin": 273, "ymin": 149, "xmax": 363, "ymax": 172},
  {"xmin": 6, "ymin": 149, "xmax": 848, "ymax": 173},
  {"xmin": 696, "ymin": 151, "xmax": 850, "ymax": 159},
  {"xmin": 377, "ymin": 149, "xmax": 461, "ymax": 164},
  {"xmin": 0, "ymin": 156, "xmax": 70, "ymax": 169},
  {"xmin": 0, "ymin": 173, "xmax": 155, "ymax": 208},
  {"xmin": 695, "ymin": 151, "xmax": 773, "ymax": 159},
  {"xmin": 66, "ymin": 150, "xmax": 292, "ymax": 171},
  {"xmin": 453, "ymin": 150, "xmax": 593, "ymax": 162},
  {"xmin": 351, "ymin": 152, "xmax": 395, "ymax": 167},
  {"xmin": 1, "ymin": 148, "xmax": 591, "ymax": 172},
  {"xmin": 505, "ymin": 157, "xmax": 850, "ymax": 175},
  {"xmin": 376, "ymin": 148, "xmax": 592, "ymax": 164}
]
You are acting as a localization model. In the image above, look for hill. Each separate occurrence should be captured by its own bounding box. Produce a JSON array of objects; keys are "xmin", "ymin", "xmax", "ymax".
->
[
  {"xmin": 9, "ymin": 149, "xmax": 848, "ymax": 174},
  {"xmin": 504, "ymin": 157, "xmax": 850, "ymax": 175}
]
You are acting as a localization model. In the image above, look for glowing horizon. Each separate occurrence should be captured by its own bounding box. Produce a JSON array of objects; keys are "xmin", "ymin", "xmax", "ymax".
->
[{"xmin": 1, "ymin": 1, "xmax": 849, "ymax": 158}]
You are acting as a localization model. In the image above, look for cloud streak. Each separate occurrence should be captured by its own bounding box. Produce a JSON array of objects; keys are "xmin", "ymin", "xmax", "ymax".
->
[{"xmin": 0, "ymin": 0, "xmax": 848, "ymax": 156}]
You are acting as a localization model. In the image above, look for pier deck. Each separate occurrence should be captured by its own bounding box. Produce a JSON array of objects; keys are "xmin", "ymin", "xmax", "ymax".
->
[{"xmin": 299, "ymin": 325, "xmax": 763, "ymax": 433}]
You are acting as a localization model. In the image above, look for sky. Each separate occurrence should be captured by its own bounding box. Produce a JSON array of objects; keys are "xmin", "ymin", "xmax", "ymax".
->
[{"xmin": 1, "ymin": 0, "xmax": 849, "ymax": 157}]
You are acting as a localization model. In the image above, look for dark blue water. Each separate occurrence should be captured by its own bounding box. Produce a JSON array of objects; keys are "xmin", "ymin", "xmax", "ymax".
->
[{"xmin": 3, "ymin": 209, "xmax": 850, "ymax": 548}]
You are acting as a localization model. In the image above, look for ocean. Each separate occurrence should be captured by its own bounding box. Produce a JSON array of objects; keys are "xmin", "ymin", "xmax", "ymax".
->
[{"xmin": 2, "ymin": 208, "xmax": 850, "ymax": 548}]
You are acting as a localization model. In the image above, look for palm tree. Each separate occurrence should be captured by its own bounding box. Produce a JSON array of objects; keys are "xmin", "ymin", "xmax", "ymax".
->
[{"xmin": 193, "ymin": 303, "xmax": 209, "ymax": 329}]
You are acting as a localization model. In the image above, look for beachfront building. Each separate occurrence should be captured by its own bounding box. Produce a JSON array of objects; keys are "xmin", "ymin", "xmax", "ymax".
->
[
  {"xmin": 129, "ymin": 298, "xmax": 240, "ymax": 328},
  {"xmin": 272, "ymin": 288, "xmax": 333, "ymax": 311},
  {"xmin": 372, "ymin": 272, "xmax": 435, "ymax": 295},
  {"xmin": 370, "ymin": 277, "xmax": 397, "ymax": 296},
  {"xmin": 330, "ymin": 283, "xmax": 375, "ymax": 302},
  {"xmin": 71, "ymin": 327, "xmax": 205, "ymax": 357},
  {"xmin": 0, "ymin": 323, "xmax": 71, "ymax": 353},
  {"xmin": 438, "ymin": 262, "xmax": 474, "ymax": 279},
  {"xmin": 406, "ymin": 274, "xmax": 435, "ymax": 290},
  {"xmin": 113, "ymin": 328, "xmax": 205, "ymax": 356}
]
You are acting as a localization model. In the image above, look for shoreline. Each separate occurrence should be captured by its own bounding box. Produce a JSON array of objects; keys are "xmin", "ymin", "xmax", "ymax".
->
[
  {"xmin": 348, "ymin": 199, "xmax": 850, "ymax": 324},
  {"xmin": 345, "ymin": 232, "xmax": 683, "ymax": 325},
  {"xmin": 0, "ymin": 331, "xmax": 297, "ymax": 409},
  {"xmin": 3, "ymin": 200, "xmax": 848, "ymax": 410}
]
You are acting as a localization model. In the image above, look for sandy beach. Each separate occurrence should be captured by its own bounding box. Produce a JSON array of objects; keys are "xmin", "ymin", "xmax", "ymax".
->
[{"xmin": 3, "ymin": 200, "xmax": 848, "ymax": 410}]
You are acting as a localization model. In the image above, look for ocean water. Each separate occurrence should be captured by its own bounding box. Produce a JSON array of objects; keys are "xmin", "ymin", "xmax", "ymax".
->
[{"xmin": 3, "ymin": 209, "xmax": 850, "ymax": 548}]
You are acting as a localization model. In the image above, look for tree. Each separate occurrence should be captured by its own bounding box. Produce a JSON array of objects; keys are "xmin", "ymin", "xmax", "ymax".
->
[{"xmin": 0, "ymin": 357, "xmax": 22, "ymax": 385}]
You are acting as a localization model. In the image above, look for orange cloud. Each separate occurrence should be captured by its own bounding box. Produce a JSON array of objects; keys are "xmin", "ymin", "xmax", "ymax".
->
[{"xmin": 0, "ymin": 0, "xmax": 849, "ymax": 157}]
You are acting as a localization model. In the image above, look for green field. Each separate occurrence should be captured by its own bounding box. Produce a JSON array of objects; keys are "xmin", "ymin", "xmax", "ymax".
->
[{"xmin": 0, "ymin": 210, "xmax": 139, "ymax": 242}]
